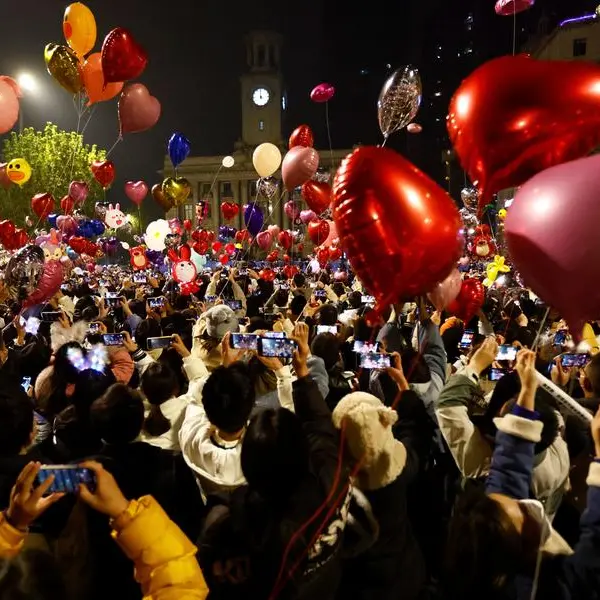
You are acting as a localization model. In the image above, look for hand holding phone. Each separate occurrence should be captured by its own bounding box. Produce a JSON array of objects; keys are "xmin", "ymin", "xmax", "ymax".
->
[
  {"xmin": 561, "ymin": 353, "xmax": 589, "ymax": 368},
  {"xmin": 258, "ymin": 337, "xmax": 297, "ymax": 359},
  {"xmin": 146, "ymin": 336, "xmax": 174, "ymax": 350},
  {"xmin": 230, "ymin": 333, "xmax": 259, "ymax": 350},
  {"xmin": 36, "ymin": 465, "xmax": 97, "ymax": 494},
  {"xmin": 359, "ymin": 353, "xmax": 391, "ymax": 370},
  {"xmin": 102, "ymin": 333, "xmax": 124, "ymax": 347},
  {"xmin": 496, "ymin": 344, "xmax": 517, "ymax": 361}
]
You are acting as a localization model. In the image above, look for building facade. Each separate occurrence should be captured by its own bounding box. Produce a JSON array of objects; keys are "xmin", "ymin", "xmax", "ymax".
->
[{"xmin": 165, "ymin": 31, "xmax": 352, "ymax": 235}]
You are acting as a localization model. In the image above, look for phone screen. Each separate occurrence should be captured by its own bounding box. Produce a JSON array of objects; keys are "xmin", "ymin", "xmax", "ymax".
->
[
  {"xmin": 24, "ymin": 316, "xmax": 41, "ymax": 335},
  {"xmin": 314, "ymin": 290, "xmax": 327, "ymax": 299},
  {"xmin": 88, "ymin": 322, "xmax": 102, "ymax": 335},
  {"xmin": 278, "ymin": 284, "xmax": 289, "ymax": 291},
  {"xmin": 146, "ymin": 336, "xmax": 173, "ymax": 350},
  {"xmin": 105, "ymin": 291, "xmax": 119, "ymax": 299},
  {"xmin": 496, "ymin": 345, "xmax": 517, "ymax": 361},
  {"xmin": 41, "ymin": 311, "xmax": 62, "ymax": 323},
  {"xmin": 361, "ymin": 295, "xmax": 375, "ymax": 305},
  {"xmin": 205, "ymin": 295, "xmax": 218, "ymax": 304},
  {"xmin": 489, "ymin": 367, "xmax": 507, "ymax": 382},
  {"xmin": 259, "ymin": 337, "xmax": 297, "ymax": 358},
  {"xmin": 459, "ymin": 330, "xmax": 475, "ymax": 349},
  {"xmin": 133, "ymin": 273, "xmax": 147, "ymax": 283},
  {"xmin": 353, "ymin": 340, "xmax": 380, "ymax": 354},
  {"xmin": 102, "ymin": 333, "xmax": 124, "ymax": 347},
  {"xmin": 225, "ymin": 300, "xmax": 242, "ymax": 311},
  {"xmin": 230, "ymin": 333, "xmax": 259, "ymax": 350},
  {"xmin": 148, "ymin": 297, "xmax": 165, "ymax": 309},
  {"xmin": 553, "ymin": 330, "xmax": 568, "ymax": 346},
  {"xmin": 36, "ymin": 466, "xmax": 96, "ymax": 494},
  {"xmin": 317, "ymin": 325, "xmax": 338, "ymax": 335},
  {"xmin": 359, "ymin": 353, "xmax": 391, "ymax": 370},
  {"xmin": 561, "ymin": 353, "xmax": 589, "ymax": 368},
  {"xmin": 21, "ymin": 376, "xmax": 31, "ymax": 392}
]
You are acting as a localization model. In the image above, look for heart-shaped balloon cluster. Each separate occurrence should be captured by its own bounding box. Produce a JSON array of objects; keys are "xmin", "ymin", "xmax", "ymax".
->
[{"xmin": 221, "ymin": 202, "xmax": 239, "ymax": 221}]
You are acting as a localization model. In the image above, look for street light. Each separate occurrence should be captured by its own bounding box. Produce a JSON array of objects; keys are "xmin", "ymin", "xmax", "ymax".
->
[{"xmin": 15, "ymin": 72, "xmax": 39, "ymax": 132}]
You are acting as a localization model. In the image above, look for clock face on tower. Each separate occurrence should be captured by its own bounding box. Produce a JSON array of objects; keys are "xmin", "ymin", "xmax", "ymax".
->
[{"xmin": 252, "ymin": 87, "xmax": 270, "ymax": 107}]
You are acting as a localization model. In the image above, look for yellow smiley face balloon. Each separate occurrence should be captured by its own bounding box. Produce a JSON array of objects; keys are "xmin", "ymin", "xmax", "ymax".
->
[
  {"xmin": 6, "ymin": 159, "xmax": 32, "ymax": 186},
  {"xmin": 63, "ymin": 2, "xmax": 97, "ymax": 57}
]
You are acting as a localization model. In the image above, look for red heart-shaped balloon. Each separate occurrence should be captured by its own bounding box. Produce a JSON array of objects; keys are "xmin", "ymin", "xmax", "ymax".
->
[
  {"xmin": 11, "ymin": 228, "xmax": 29, "ymax": 249},
  {"xmin": 277, "ymin": 230, "xmax": 293, "ymax": 250},
  {"xmin": 289, "ymin": 124, "xmax": 314, "ymax": 149},
  {"xmin": 193, "ymin": 241, "xmax": 209, "ymax": 255},
  {"xmin": 446, "ymin": 278, "xmax": 485, "ymax": 323},
  {"xmin": 267, "ymin": 250, "xmax": 279, "ymax": 263},
  {"xmin": 0, "ymin": 220, "xmax": 15, "ymax": 239},
  {"xmin": 219, "ymin": 253, "xmax": 230, "ymax": 265},
  {"xmin": 101, "ymin": 27, "xmax": 148, "ymax": 83},
  {"xmin": 235, "ymin": 229, "xmax": 250, "ymax": 243},
  {"xmin": 302, "ymin": 180, "xmax": 332, "ymax": 215},
  {"xmin": 212, "ymin": 241, "xmax": 222, "ymax": 253},
  {"xmin": 329, "ymin": 247, "xmax": 342, "ymax": 261},
  {"xmin": 307, "ymin": 219, "xmax": 330, "ymax": 245},
  {"xmin": 91, "ymin": 160, "xmax": 116, "ymax": 189},
  {"xmin": 221, "ymin": 202, "xmax": 239, "ymax": 221},
  {"xmin": 60, "ymin": 195, "xmax": 75, "ymax": 214},
  {"xmin": 332, "ymin": 146, "xmax": 462, "ymax": 307},
  {"xmin": 448, "ymin": 55, "xmax": 600, "ymax": 214},
  {"xmin": 118, "ymin": 84, "xmax": 161, "ymax": 135},
  {"xmin": 316, "ymin": 247, "xmax": 330, "ymax": 267},
  {"xmin": 31, "ymin": 193, "xmax": 55, "ymax": 220}
]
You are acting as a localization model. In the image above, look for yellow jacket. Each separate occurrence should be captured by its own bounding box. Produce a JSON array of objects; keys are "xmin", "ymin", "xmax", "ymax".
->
[{"xmin": 0, "ymin": 496, "xmax": 209, "ymax": 600}]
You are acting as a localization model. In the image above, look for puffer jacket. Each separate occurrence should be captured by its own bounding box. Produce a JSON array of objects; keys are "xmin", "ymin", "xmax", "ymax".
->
[{"xmin": 0, "ymin": 495, "xmax": 209, "ymax": 599}]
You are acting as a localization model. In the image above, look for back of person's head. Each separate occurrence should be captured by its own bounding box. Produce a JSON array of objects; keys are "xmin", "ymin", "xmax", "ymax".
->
[
  {"xmin": 202, "ymin": 363, "xmax": 255, "ymax": 434},
  {"xmin": 293, "ymin": 273, "xmax": 306, "ymax": 288},
  {"xmin": 90, "ymin": 383, "xmax": 144, "ymax": 444},
  {"xmin": 15, "ymin": 340, "xmax": 51, "ymax": 384},
  {"xmin": 318, "ymin": 304, "xmax": 338, "ymax": 326},
  {"xmin": 71, "ymin": 369, "xmax": 117, "ymax": 416},
  {"xmin": 290, "ymin": 294, "xmax": 307, "ymax": 317},
  {"xmin": 246, "ymin": 316, "xmax": 269, "ymax": 333},
  {"xmin": 332, "ymin": 282, "xmax": 345, "ymax": 298},
  {"xmin": 353, "ymin": 317, "xmax": 374, "ymax": 342},
  {"xmin": 0, "ymin": 549, "xmax": 66, "ymax": 600},
  {"xmin": 273, "ymin": 289, "xmax": 289, "ymax": 308},
  {"xmin": 584, "ymin": 353, "xmax": 600, "ymax": 396},
  {"xmin": 242, "ymin": 407, "xmax": 309, "ymax": 500},
  {"xmin": 0, "ymin": 384, "xmax": 33, "ymax": 455},
  {"xmin": 311, "ymin": 333, "xmax": 341, "ymax": 371},
  {"xmin": 129, "ymin": 299, "xmax": 146, "ymax": 319},
  {"xmin": 347, "ymin": 291, "xmax": 362, "ymax": 310},
  {"xmin": 135, "ymin": 318, "xmax": 162, "ymax": 352},
  {"xmin": 141, "ymin": 362, "xmax": 178, "ymax": 438},
  {"xmin": 52, "ymin": 342, "xmax": 83, "ymax": 385}
]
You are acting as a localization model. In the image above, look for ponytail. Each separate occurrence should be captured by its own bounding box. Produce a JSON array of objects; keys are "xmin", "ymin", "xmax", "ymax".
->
[{"xmin": 143, "ymin": 404, "xmax": 170, "ymax": 437}]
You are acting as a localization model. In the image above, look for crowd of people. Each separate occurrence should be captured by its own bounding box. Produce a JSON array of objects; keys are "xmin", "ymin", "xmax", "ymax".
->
[{"xmin": 0, "ymin": 260, "xmax": 598, "ymax": 600}]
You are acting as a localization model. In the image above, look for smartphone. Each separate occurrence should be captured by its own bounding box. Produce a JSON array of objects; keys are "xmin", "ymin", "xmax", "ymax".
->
[
  {"xmin": 225, "ymin": 300, "xmax": 242, "ymax": 311},
  {"xmin": 361, "ymin": 295, "xmax": 376, "ymax": 305},
  {"xmin": 553, "ymin": 330, "xmax": 569, "ymax": 346},
  {"xmin": 496, "ymin": 344, "xmax": 518, "ymax": 361},
  {"xmin": 106, "ymin": 296, "xmax": 122, "ymax": 308},
  {"xmin": 258, "ymin": 337, "xmax": 298, "ymax": 359},
  {"xmin": 353, "ymin": 340, "xmax": 380, "ymax": 354},
  {"xmin": 36, "ymin": 465, "xmax": 96, "ymax": 494},
  {"xmin": 238, "ymin": 268, "xmax": 248, "ymax": 276},
  {"xmin": 105, "ymin": 291, "xmax": 119, "ymax": 299},
  {"xmin": 459, "ymin": 330, "xmax": 475, "ymax": 350},
  {"xmin": 24, "ymin": 316, "xmax": 40, "ymax": 335},
  {"xmin": 133, "ymin": 273, "xmax": 147, "ymax": 283},
  {"xmin": 230, "ymin": 333, "xmax": 259, "ymax": 350},
  {"xmin": 147, "ymin": 336, "xmax": 174, "ymax": 350},
  {"xmin": 102, "ymin": 333, "xmax": 124, "ymax": 347},
  {"xmin": 148, "ymin": 296, "xmax": 165, "ymax": 310},
  {"xmin": 359, "ymin": 353, "xmax": 391, "ymax": 370},
  {"xmin": 561, "ymin": 353, "xmax": 589, "ymax": 368},
  {"xmin": 489, "ymin": 367, "xmax": 507, "ymax": 382},
  {"xmin": 263, "ymin": 312, "xmax": 278, "ymax": 324},
  {"xmin": 263, "ymin": 331, "xmax": 286, "ymax": 338},
  {"xmin": 41, "ymin": 311, "xmax": 62, "ymax": 323},
  {"xmin": 88, "ymin": 322, "xmax": 102, "ymax": 335},
  {"xmin": 21, "ymin": 376, "xmax": 31, "ymax": 393},
  {"xmin": 314, "ymin": 290, "xmax": 327, "ymax": 300},
  {"xmin": 205, "ymin": 295, "xmax": 218, "ymax": 304},
  {"xmin": 278, "ymin": 283, "xmax": 290, "ymax": 291},
  {"xmin": 317, "ymin": 325, "xmax": 338, "ymax": 335}
]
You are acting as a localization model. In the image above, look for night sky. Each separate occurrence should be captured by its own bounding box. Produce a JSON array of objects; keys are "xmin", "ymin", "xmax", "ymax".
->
[{"xmin": 0, "ymin": 0, "xmax": 595, "ymax": 220}]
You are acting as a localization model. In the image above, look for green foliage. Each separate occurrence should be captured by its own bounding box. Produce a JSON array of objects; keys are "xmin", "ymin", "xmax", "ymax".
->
[{"xmin": 1, "ymin": 122, "xmax": 106, "ymax": 225}]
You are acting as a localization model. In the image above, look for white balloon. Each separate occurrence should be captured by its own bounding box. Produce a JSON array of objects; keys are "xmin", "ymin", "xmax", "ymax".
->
[{"xmin": 222, "ymin": 156, "xmax": 235, "ymax": 168}]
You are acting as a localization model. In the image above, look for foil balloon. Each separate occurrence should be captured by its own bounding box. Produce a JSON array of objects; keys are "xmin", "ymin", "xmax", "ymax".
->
[
  {"xmin": 301, "ymin": 180, "xmax": 332, "ymax": 215},
  {"xmin": 505, "ymin": 153, "xmax": 600, "ymax": 336},
  {"xmin": 44, "ymin": 44, "xmax": 83, "ymax": 94},
  {"xmin": 310, "ymin": 83, "xmax": 335, "ymax": 103},
  {"xmin": 427, "ymin": 268, "xmax": 463, "ymax": 311},
  {"xmin": 69, "ymin": 180, "xmax": 89, "ymax": 204},
  {"xmin": 24, "ymin": 259, "xmax": 64, "ymax": 308},
  {"xmin": 495, "ymin": 0, "xmax": 534, "ymax": 16},
  {"xmin": 221, "ymin": 202, "xmax": 239, "ymax": 221},
  {"xmin": 483, "ymin": 255, "xmax": 511, "ymax": 287},
  {"xmin": 289, "ymin": 124, "xmax": 314, "ymax": 149},
  {"xmin": 446, "ymin": 278, "xmax": 485, "ymax": 322},
  {"xmin": 101, "ymin": 27, "xmax": 148, "ymax": 83},
  {"xmin": 244, "ymin": 203, "xmax": 264, "ymax": 236},
  {"xmin": 377, "ymin": 66, "xmax": 422, "ymax": 140},
  {"xmin": 448, "ymin": 55, "xmax": 600, "ymax": 214},
  {"xmin": 168, "ymin": 132, "xmax": 191, "ymax": 168},
  {"xmin": 460, "ymin": 187, "xmax": 479, "ymax": 212},
  {"xmin": 300, "ymin": 209, "xmax": 317, "ymax": 224},
  {"xmin": 0, "ymin": 77, "xmax": 21, "ymax": 134},
  {"xmin": 31, "ymin": 193, "xmax": 55, "ymax": 220},
  {"xmin": 130, "ymin": 246, "xmax": 149, "ymax": 270},
  {"xmin": 60, "ymin": 195, "xmax": 75, "ymax": 214},
  {"xmin": 257, "ymin": 176, "xmax": 279, "ymax": 200},
  {"xmin": 253, "ymin": 143, "xmax": 282, "ymax": 178},
  {"xmin": 284, "ymin": 200, "xmax": 300, "ymax": 220},
  {"xmin": 278, "ymin": 230, "xmax": 293, "ymax": 250},
  {"xmin": 313, "ymin": 168, "xmax": 331, "ymax": 184},
  {"xmin": 152, "ymin": 183, "xmax": 173, "ymax": 212},
  {"xmin": 90, "ymin": 160, "xmax": 115, "ymax": 189},
  {"xmin": 118, "ymin": 84, "xmax": 161, "ymax": 135},
  {"xmin": 332, "ymin": 146, "xmax": 463, "ymax": 307},
  {"xmin": 81, "ymin": 53, "xmax": 123, "ymax": 106},
  {"xmin": 124, "ymin": 180, "xmax": 148, "ymax": 206},
  {"xmin": 407, "ymin": 123, "xmax": 422, "ymax": 134},
  {"xmin": 282, "ymin": 147, "xmax": 319, "ymax": 190},
  {"xmin": 6, "ymin": 159, "xmax": 32, "ymax": 186},
  {"xmin": 63, "ymin": 2, "xmax": 96, "ymax": 56},
  {"xmin": 4, "ymin": 245, "xmax": 45, "ymax": 303},
  {"xmin": 161, "ymin": 177, "xmax": 191, "ymax": 206},
  {"xmin": 459, "ymin": 207, "xmax": 479, "ymax": 230},
  {"xmin": 307, "ymin": 219, "xmax": 330, "ymax": 245},
  {"xmin": 267, "ymin": 225, "xmax": 280, "ymax": 238}
]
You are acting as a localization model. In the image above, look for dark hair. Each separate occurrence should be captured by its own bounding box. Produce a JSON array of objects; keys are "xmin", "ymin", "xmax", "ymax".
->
[
  {"xmin": 331, "ymin": 282, "xmax": 345, "ymax": 298},
  {"xmin": 129, "ymin": 299, "xmax": 146, "ymax": 319},
  {"xmin": 273, "ymin": 289, "xmax": 289, "ymax": 308},
  {"xmin": 141, "ymin": 362, "xmax": 178, "ymax": 437},
  {"xmin": 347, "ymin": 291, "xmax": 362, "ymax": 310},
  {"xmin": 290, "ymin": 294, "xmax": 307, "ymax": 317},
  {"xmin": 353, "ymin": 317, "xmax": 374, "ymax": 342},
  {"xmin": 246, "ymin": 317, "xmax": 269, "ymax": 333},
  {"xmin": 293, "ymin": 273, "xmax": 306, "ymax": 288},
  {"xmin": 0, "ymin": 549, "xmax": 66, "ymax": 599},
  {"xmin": 90, "ymin": 383, "xmax": 145, "ymax": 444},
  {"xmin": 45, "ymin": 342, "xmax": 82, "ymax": 417},
  {"xmin": 202, "ymin": 363, "xmax": 255, "ymax": 433},
  {"xmin": 318, "ymin": 304, "xmax": 338, "ymax": 326},
  {"xmin": 502, "ymin": 398, "xmax": 559, "ymax": 455},
  {"xmin": 242, "ymin": 407, "xmax": 309, "ymax": 500},
  {"xmin": 135, "ymin": 318, "xmax": 162, "ymax": 352},
  {"xmin": 586, "ymin": 353, "xmax": 600, "ymax": 396},
  {"xmin": 71, "ymin": 369, "xmax": 117, "ymax": 417},
  {"xmin": 311, "ymin": 333, "xmax": 341, "ymax": 371},
  {"xmin": 0, "ymin": 385, "xmax": 33, "ymax": 455}
]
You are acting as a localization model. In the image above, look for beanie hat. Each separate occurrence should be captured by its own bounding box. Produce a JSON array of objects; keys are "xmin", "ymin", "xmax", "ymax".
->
[
  {"xmin": 332, "ymin": 391, "xmax": 406, "ymax": 491},
  {"xmin": 204, "ymin": 305, "xmax": 239, "ymax": 339}
]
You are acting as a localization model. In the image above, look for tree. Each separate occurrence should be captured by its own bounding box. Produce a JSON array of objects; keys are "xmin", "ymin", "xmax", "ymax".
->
[{"xmin": 1, "ymin": 123, "xmax": 107, "ymax": 226}]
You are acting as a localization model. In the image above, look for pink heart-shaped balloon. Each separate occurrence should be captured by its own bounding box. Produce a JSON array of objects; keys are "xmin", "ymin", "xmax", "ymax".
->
[
  {"xmin": 68, "ymin": 181, "xmax": 89, "ymax": 205},
  {"xmin": 124, "ymin": 180, "xmax": 148, "ymax": 206},
  {"xmin": 56, "ymin": 215, "xmax": 78, "ymax": 235},
  {"xmin": 300, "ymin": 209, "xmax": 317, "ymax": 224},
  {"xmin": 256, "ymin": 230, "xmax": 273, "ymax": 251},
  {"xmin": 118, "ymin": 84, "xmax": 161, "ymax": 135},
  {"xmin": 310, "ymin": 83, "xmax": 335, "ymax": 103},
  {"xmin": 282, "ymin": 147, "xmax": 320, "ymax": 190},
  {"xmin": 284, "ymin": 200, "xmax": 300, "ymax": 220},
  {"xmin": 267, "ymin": 224, "xmax": 280, "ymax": 237}
]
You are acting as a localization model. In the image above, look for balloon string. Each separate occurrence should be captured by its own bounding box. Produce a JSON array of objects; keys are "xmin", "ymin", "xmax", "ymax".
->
[
  {"xmin": 106, "ymin": 136, "xmax": 123, "ymax": 158},
  {"xmin": 325, "ymin": 101, "xmax": 334, "ymax": 166},
  {"xmin": 532, "ymin": 307, "xmax": 550, "ymax": 351},
  {"xmin": 512, "ymin": 3, "xmax": 517, "ymax": 55},
  {"xmin": 380, "ymin": 136, "xmax": 388, "ymax": 148}
]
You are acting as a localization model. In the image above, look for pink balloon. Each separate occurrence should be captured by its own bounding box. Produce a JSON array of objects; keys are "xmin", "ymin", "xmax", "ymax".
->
[
  {"xmin": 23, "ymin": 260, "xmax": 63, "ymax": 308},
  {"xmin": 118, "ymin": 84, "xmax": 161, "ymax": 135},
  {"xmin": 495, "ymin": 0, "xmax": 534, "ymax": 17},
  {"xmin": 0, "ymin": 78, "xmax": 21, "ymax": 134},
  {"xmin": 284, "ymin": 200, "xmax": 300, "ymax": 220},
  {"xmin": 310, "ymin": 83, "xmax": 335, "ymax": 103},
  {"xmin": 68, "ymin": 181, "xmax": 89, "ymax": 205},
  {"xmin": 256, "ymin": 230, "xmax": 273, "ymax": 251},
  {"xmin": 124, "ymin": 180, "xmax": 148, "ymax": 206},
  {"xmin": 282, "ymin": 147, "xmax": 319, "ymax": 191},
  {"xmin": 267, "ymin": 224, "xmax": 280, "ymax": 237},
  {"xmin": 505, "ymin": 154, "xmax": 600, "ymax": 336},
  {"xmin": 427, "ymin": 268, "xmax": 462, "ymax": 311},
  {"xmin": 300, "ymin": 209, "xmax": 317, "ymax": 224},
  {"xmin": 322, "ymin": 219, "xmax": 338, "ymax": 248},
  {"xmin": 407, "ymin": 123, "xmax": 422, "ymax": 134},
  {"xmin": 56, "ymin": 215, "xmax": 78, "ymax": 235}
]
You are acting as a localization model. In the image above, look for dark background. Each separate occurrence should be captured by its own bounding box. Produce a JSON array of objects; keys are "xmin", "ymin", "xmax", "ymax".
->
[{"xmin": 0, "ymin": 0, "xmax": 594, "ymax": 219}]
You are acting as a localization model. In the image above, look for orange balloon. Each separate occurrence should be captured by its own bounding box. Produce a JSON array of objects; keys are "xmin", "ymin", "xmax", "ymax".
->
[{"xmin": 81, "ymin": 53, "xmax": 123, "ymax": 106}]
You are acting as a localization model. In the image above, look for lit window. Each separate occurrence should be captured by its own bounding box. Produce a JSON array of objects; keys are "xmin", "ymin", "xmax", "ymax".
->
[
  {"xmin": 573, "ymin": 38, "xmax": 587, "ymax": 57},
  {"xmin": 360, "ymin": 68, "xmax": 368, "ymax": 75},
  {"xmin": 434, "ymin": 91, "xmax": 442, "ymax": 97},
  {"xmin": 465, "ymin": 13, "xmax": 473, "ymax": 24},
  {"xmin": 184, "ymin": 204, "xmax": 194, "ymax": 222},
  {"xmin": 258, "ymin": 119, "xmax": 265, "ymax": 131},
  {"xmin": 464, "ymin": 47, "xmax": 473, "ymax": 55},
  {"xmin": 282, "ymin": 95, "xmax": 287, "ymax": 110}
]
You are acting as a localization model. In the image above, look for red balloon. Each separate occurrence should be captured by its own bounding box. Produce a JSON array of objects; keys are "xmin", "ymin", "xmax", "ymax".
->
[
  {"xmin": 31, "ymin": 193, "xmax": 55, "ymax": 220},
  {"xmin": 317, "ymin": 247, "xmax": 330, "ymax": 268},
  {"xmin": 118, "ymin": 84, "xmax": 161, "ymax": 135},
  {"xmin": 193, "ymin": 241, "xmax": 209, "ymax": 255},
  {"xmin": 235, "ymin": 229, "xmax": 250, "ymax": 243},
  {"xmin": 267, "ymin": 250, "xmax": 279, "ymax": 263},
  {"xmin": 495, "ymin": 0, "xmax": 534, "ymax": 16},
  {"xmin": 0, "ymin": 163, "xmax": 11, "ymax": 190},
  {"xmin": 91, "ymin": 160, "xmax": 116, "ymax": 189},
  {"xmin": 329, "ymin": 247, "xmax": 343, "ymax": 261},
  {"xmin": 218, "ymin": 253, "xmax": 229, "ymax": 265},
  {"xmin": 183, "ymin": 219, "xmax": 192, "ymax": 231},
  {"xmin": 301, "ymin": 180, "xmax": 332, "ymax": 215},
  {"xmin": 101, "ymin": 28, "xmax": 148, "ymax": 84},
  {"xmin": 448, "ymin": 55, "xmax": 600, "ymax": 214},
  {"xmin": 11, "ymin": 228, "xmax": 29, "ymax": 249},
  {"xmin": 310, "ymin": 83, "xmax": 335, "ymax": 103},
  {"xmin": 283, "ymin": 254, "xmax": 290, "ymax": 263},
  {"xmin": 289, "ymin": 125, "xmax": 314, "ymax": 149},
  {"xmin": 307, "ymin": 219, "xmax": 330, "ymax": 245},
  {"xmin": 278, "ymin": 230, "xmax": 293, "ymax": 250},
  {"xmin": 446, "ymin": 278, "xmax": 485, "ymax": 323},
  {"xmin": 23, "ymin": 260, "xmax": 63, "ymax": 307},
  {"xmin": 260, "ymin": 268, "xmax": 276, "ymax": 282},
  {"xmin": 212, "ymin": 241, "xmax": 222, "ymax": 253},
  {"xmin": 224, "ymin": 242, "xmax": 236, "ymax": 256},
  {"xmin": 60, "ymin": 195, "xmax": 75, "ymax": 214},
  {"xmin": 221, "ymin": 202, "xmax": 239, "ymax": 221},
  {"xmin": 332, "ymin": 146, "xmax": 463, "ymax": 307}
]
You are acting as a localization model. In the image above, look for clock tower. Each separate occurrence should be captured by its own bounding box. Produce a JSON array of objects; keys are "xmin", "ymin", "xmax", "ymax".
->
[{"xmin": 240, "ymin": 31, "xmax": 284, "ymax": 147}]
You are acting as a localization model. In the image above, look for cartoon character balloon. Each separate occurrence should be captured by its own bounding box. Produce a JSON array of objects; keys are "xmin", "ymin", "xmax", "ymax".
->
[
  {"xmin": 39, "ymin": 229, "xmax": 63, "ymax": 262},
  {"xmin": 104, "ymin": 203, "xmax": 126, "ymax": 229},
  {"xmin": 63, "ymin": 2, "xmax": 97, "ymax": 56},
  {"xmin": 168, "ymin": 245, "xmax": 199, "ymax": 295},
  {"xmin": 6, "ymin": 159, "xmax": 31, "ymax": 186},
  {"xmin": 129, "ymin": 246, "xmax": 149, "ymax": 271}
]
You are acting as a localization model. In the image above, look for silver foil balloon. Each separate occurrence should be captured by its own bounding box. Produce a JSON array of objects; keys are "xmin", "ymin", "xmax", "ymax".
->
[
  {"xmin": 460, "ymin": 187, "xmax": 479, "ymax": 212},
  {"xmin": 377, "ymin": 66, "xmax": 422, "ymax": 139},
  {"xmin": 164, "ymin": 233, "xmax": 181, "ymax": 249},
  {"xmin": 312, "ymin": 168, "xmax": 331, "ymax": 183},
  {"xmin": 4, "ymin": 245, "xmax": 45, "ymax": 302},
  {"xmin": 459, "ymin": 207, "xmax": 479, "ymax": 230},
  {"xmin": 95, "ymin": 202, "xmax": 109, "ymax": 219},
  {"xmin": 257, "ymin": 177, "xmax": 279, "ymax": 200}
]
